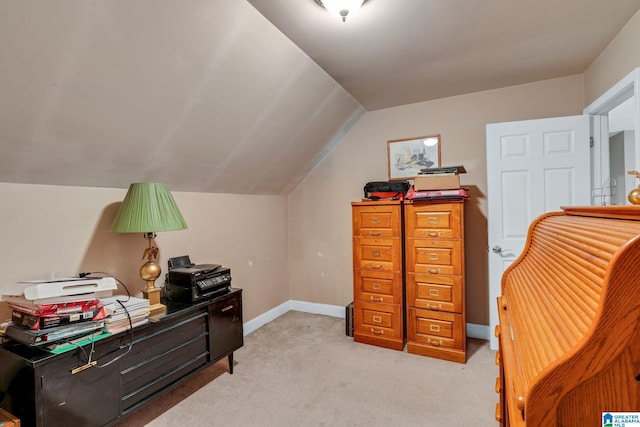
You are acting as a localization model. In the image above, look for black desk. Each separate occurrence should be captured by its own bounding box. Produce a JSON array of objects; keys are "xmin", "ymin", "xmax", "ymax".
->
[{"xmin": 0, "ymin": 288, "xmax": 243, "ymax": 427}]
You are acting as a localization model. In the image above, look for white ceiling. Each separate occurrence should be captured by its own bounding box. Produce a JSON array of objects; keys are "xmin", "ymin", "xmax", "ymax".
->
[
  {"xmin": 0, "ymin": 1, "xmax": 361, "ymax": 195},
  {"xmin": 0, "ymin": 1, "xmax": 639, "ymax": 195},
  {"xmin": 248, "ymin": 0, "xmax": 640, "ymax": 110}
]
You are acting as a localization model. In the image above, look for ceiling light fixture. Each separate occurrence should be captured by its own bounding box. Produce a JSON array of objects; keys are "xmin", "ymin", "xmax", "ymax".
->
[{"xmin": 314, "ymin": 0, "xmax": 369, "ymax": 22}]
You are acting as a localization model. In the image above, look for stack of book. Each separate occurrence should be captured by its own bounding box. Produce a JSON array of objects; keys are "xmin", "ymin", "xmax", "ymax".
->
[
  {"xmin": 405, "ymin": 185, "xmax": 468, "ymax": 201},
  {"xmin": 0, "ymin": 277, "xmax": 117, "ymax": 347},
  {"xmin": 100, "ymin": 296, "xmax": 150, "ymax": 334},
  {"xmin": 413, "ymin": 165, "xmax": 467, "ymax": 195},
  {"xmin": 405, "ymin": 166, "xmax": 469, "ymax": 200},
  {"xmin": 10, "ymin": 299, "xmax": 105, "ymax": 330}
]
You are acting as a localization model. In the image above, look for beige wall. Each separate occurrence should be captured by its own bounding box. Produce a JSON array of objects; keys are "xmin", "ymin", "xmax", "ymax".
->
[
  {"xmin": 1, "ymin": 8, "xmax": 637, "ymax": 336},
  {"xmin": 288, "ymin": 75, "xmax": 585, "ymax": 326},
  {"xmin": 584, "ymin": 9, "xmax": 640, "ymax": 105},
  {"xmin": 0, "ymin": 183, "xmax": 289, "ymax": 322}
]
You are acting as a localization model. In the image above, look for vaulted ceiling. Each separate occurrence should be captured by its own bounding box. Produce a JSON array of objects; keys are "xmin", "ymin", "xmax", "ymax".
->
[
  {"xmin": 1, "ymin": 0, "xmax": 639, "ymax": 195},
  {"xmin": 249, "ymin": 0, "xmax": 640, "ymax": 110}
]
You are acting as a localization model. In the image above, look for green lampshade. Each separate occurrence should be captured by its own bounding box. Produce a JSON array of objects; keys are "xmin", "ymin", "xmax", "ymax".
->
[{"xmin": 110, "ymin": 183, "xmax": 188, "ymax": 233}]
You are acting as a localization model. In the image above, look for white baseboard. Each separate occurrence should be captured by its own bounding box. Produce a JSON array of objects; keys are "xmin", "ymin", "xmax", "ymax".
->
[
  {"xmin": 243, "ymin": 300, "xmax": 490, "ymax": 341},
  {"xmin": 243, "ymin": 300, "xmax": 291, "ymax": 336},
  {"xmin": 289, "ymin": 300, "xmax": 346, "ymax": 318},
  {"xmin": 466, "ymin": 323, "xmax": 491, "ymax": 341}
]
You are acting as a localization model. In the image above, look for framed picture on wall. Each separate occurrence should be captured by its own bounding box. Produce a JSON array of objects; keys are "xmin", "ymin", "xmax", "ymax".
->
[{"xmin": 387, "ymin": 135, "xmax": 441, "ymax": 181}]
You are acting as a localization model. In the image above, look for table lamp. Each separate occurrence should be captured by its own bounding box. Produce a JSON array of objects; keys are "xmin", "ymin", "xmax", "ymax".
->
[{"xmin": 110, "ymin": 183, "xmax": 187, "ymax": 315}]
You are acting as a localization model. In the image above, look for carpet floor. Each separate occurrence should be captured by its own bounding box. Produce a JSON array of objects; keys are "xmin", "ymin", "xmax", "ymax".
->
[{"xmin": 115, "ymin": 311, "xmax": 498, "ymax": 427}]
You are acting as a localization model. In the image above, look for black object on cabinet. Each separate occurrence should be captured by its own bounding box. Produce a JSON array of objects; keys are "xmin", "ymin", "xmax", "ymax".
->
[{"xmin": 0, "ymin": 288, "xmax": 243, "ymax": 427}]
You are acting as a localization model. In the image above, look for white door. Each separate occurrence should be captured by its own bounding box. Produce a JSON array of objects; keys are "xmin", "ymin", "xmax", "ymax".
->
[{"xmin": 486, "ymin": 115, "xmax": 591, "ymax": 350}]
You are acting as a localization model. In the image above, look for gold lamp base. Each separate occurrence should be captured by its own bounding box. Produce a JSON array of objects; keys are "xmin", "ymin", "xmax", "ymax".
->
[
  {"xmin": 139, "ymin": 235, "xmax": 166, "ymax": 317},
  {"xmin": 628, "ymin": 171, "xmax": 640, "ymax": 205},
  {"xmin": 629, "ymin": 187, "xmax": 640, "ymax": 205},
  {"xmin": 142, "ymin": 287, "xmax": 166, "ymax": 316}
]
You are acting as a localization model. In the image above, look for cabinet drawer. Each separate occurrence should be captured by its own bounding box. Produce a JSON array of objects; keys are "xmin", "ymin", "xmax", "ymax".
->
[
  {"xmin": 406, "ymin": 273, "xmax": 462, "ymax": 312},
  {"xmin": 354, "ymin": 237, "xmax": 401, "ymax": 271},
  {"xmin": 40, "ymin": 340, "xmax": 121, "ymax": 427},
  {"xmin": 354, "ymin": 301, "xmax": 402, "ymax": 339},
  {"xmin": 408, "ymin": 308, "xmax": 464, "ymax": 350},
  {"xmin": 120, "ymin": 311, "xmax": 209, "ymax": 410},
  {"xmin": 352, "ymin": 204, "xmax": 401, "ymax": 237},
  {"xmin": 121, "ymin": 335, "xmax": 208, "ymax": 410},
  {"xmin": 406, "ymin": 239, "xmax": 462, "ymax": 275},
  {"xmin": 354, "ymin": 270, "xmax": 402, "ymax": 305},
  {"xmin": 209, "ymin": 291, "xmax": 244, "ymax": 363},
  {"xmin": 121, "ymin": 311, "xmax": 208, "ymax": 370},
  {"xmin": 405, "ymin": 203, "xmax": 461, "ymax": 238}
]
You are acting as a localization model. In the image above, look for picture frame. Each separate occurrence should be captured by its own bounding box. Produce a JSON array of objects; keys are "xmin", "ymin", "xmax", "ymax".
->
[{"xmin": 387, "ymin": 134, "xmax": 441, "ymax": 181}]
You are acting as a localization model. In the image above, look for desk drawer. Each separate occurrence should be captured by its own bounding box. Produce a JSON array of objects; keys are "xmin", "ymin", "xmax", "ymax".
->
[
  {"xmin": 354, "ymin": 270, "xmax": 402, "ymax": 305},
  {"xmin": 408, "ymin": 308, "xmax": 464, "ymax": 350},
  {"xmin": 406, "ymin": 239, "xmax": 462, "ymax": 275},
  {"xmin": 406, "ymin": 273, "xmax": 462, "ymax": 312},
  {"xmin": 120, "ymin": 310, "xmax": 209, "ymax": 411},
  {"xmin": 354, "ymin": 301, "xmax": 402, "ymax": 340},
  {"xmin": 121, "ymin": 336, "xmax": 208, "ymax": 410},
  {"xmin": 405, "ymin": 203, "xmax": 461, "ymax": 238},
  {"xmin": 209, "ymin": 291, "xmax": 244, "ymax": 363},
  {"xmin": 354, "ymin": 237, "xmax": 401, "ymax": 269},
  {"xmin": 352, "ymin": 204, "xmax": 401, "ymax": 237}
]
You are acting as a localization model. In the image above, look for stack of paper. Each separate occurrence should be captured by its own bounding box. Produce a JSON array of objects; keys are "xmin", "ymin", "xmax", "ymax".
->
[
  {"xmin": 0, "ymin": 278, "xmax": 117, "ymax": 347},
  {"xmin": 100, "ymin": 296, "xmax": 150, "ymax": 334}
]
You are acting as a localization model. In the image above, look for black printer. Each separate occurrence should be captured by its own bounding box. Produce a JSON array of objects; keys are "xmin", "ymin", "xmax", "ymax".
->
[{"xmin": 166, "ymin": 256, "xmax": 232, "ymax": 303}]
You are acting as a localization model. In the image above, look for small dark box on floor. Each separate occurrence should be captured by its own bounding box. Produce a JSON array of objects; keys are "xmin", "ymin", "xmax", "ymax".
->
[{"xmin": 345, "ymin": 302, "xmax": 354, "ymax": 337}]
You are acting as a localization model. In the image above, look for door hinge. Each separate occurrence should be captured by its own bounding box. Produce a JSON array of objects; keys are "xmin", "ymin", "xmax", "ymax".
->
[{"xmin": 590, "ymin": 136, "xmax": 594, "ymax": 148}]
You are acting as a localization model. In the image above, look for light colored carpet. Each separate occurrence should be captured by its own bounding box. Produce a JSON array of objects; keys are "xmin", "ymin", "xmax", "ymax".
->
[{"xmin": 116, "ymin": 311, "xmax": 498, "ymax": 427}]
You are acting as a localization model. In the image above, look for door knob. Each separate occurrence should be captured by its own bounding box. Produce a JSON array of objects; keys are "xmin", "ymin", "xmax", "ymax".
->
[{"xmin": 492, "ymin": 245, "xmax": 503, "ymax": 253}]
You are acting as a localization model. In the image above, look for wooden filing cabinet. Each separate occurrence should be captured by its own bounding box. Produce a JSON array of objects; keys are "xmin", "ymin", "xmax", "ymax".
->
[
  {"xmin": 404, "ymin": 200, "xmax": 466, "ymax": 363},
  {"xmin": 351, "ymin": 200, "xmax": 404, "ymax": 351}
]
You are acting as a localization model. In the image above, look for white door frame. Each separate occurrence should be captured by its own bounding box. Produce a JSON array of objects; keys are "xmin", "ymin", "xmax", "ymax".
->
[{"xmin": 584, "ymin": 68, "xmax": 640, "ymax": 198}]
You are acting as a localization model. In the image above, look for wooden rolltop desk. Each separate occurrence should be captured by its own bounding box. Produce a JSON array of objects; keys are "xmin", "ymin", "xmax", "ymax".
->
[{"xmin": 496, "ymin": 206, "xmax": 640, "ymax": 426}]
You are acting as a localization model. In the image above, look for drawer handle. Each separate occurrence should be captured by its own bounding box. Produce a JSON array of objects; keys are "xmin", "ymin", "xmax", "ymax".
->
[
  {"xmin": 495, "ymin": 402, "xmax": 502, "ymax": 422},
  {"xmin": 371, "ymin": 250, "xmax": 381, "ymax": 257},
  {"xmin": 427, "ymin": 268, "xmax": 441, "ymax": 274},
  {"xmin": 428, "ymin": 253, "xmax": 439, "ymax": 261},
  {"xmin": 221, "ymin": 305, "xmax": 234, "ymax": 312},
  {"xmin": 372, "ymin": 315, "xmax": 382, "ymax": 323},
  {"xmin": 495, "ymin": 377, "xmax": 501, "ymax": 393},
  {"xmin": 372, "ymin": 283, "xmax": 382, "ymax": 290},
  {"xmin": 429, "ymin": 324, "xmax": 440, "ymax": 332},
  {"xmin": 370, "ymin": 218, "xmax": 381, "ymax": 224},
  {"xmin": 429, "ymin": 289, "xmax": 440, "ymax": 296},
  {"xmin": 371, "ymin": 328, "xmax": 384, "ymax": 335},
  {"xmin": 427, "ymin": 338, "xmax": 442, "ymax": 346},
  {"xmin": 369, "ymin": 231, "xmax": 382, "ymax": 236},
  {"xmin": 514, "ymin": 376, "xmax": 526, "ymax": 412},
  {"xmin": 427, "ymin": 231, "xmax": 440, "ymax": 237},
  {"xmin": 71, "ymin": 361, "xmax": 97, "ymax": 375},
  {"xmin": 427, "ymin": 217, "xmax": 438, "ymax": 224},
  {"xmin": 495, "ymin": 352, "xmax": 501, "ymax": 366},
  {"xmin": 369, "ymin": 264, "xmax": 384, "ymax": 269},
  {"xmin": 370, "ymin": 296, "xmax": 384, "ymax": 302},
  {"xmin": 428, "ymin": 303, "xmax": 442, "ymax": 310}
]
